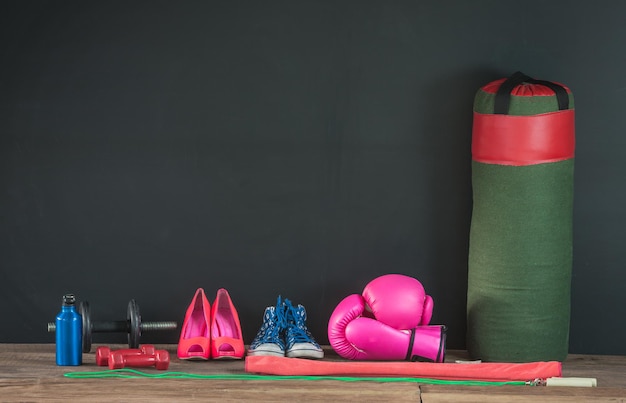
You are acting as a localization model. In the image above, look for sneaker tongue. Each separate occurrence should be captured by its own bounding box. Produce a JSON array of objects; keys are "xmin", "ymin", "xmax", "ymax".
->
[{"xmin": 263, "ymin": 307, "xmax": 276, "ymax": 324}]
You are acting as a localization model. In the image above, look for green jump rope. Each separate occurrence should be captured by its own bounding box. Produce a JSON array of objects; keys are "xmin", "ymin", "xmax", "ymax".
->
[{"xmin": 64, "ymin": 368, "xmax": 528, "ymax": 386}]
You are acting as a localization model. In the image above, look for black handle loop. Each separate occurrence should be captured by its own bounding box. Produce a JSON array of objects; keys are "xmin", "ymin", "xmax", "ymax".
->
[{"xmin": 494, "ymin": 71, "xmax": 569, "ymax": 114}]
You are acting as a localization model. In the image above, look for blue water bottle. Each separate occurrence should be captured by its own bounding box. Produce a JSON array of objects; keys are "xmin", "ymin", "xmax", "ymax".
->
[{"xmin": 55, "ymin": 294, "xmax": 82, "ymax": 366}]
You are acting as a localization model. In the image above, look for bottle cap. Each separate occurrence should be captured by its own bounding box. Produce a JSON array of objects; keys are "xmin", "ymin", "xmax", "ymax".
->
[{"xmin": 62, "ymin": 294, "xmax": 76, "ymax": 306}]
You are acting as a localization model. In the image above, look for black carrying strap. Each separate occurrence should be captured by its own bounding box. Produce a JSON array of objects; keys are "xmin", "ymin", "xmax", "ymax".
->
[
  {"xmin": 405, "ymin": 328, "xmax": 435, "ymax": 362},
  {"xmin": 405, "ymin": 328, "xmax": 416, "ymax": 361},
  {"xmin": 494, "ymin": 71, "xmax": 570, "ymax": 114}
]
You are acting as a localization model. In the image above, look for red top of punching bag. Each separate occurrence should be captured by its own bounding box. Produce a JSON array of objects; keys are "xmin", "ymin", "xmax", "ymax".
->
[
  {"xmin": 472, "ymin": 75, "xmax": 575, "ymax": 166},
  {"xmin": 481, "ymin": 78, "xmax": 572, "ymax": 97}
]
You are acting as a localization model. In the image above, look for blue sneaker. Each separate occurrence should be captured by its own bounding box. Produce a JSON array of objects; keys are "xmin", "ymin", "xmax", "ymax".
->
[
  {"xmin": 284, "ymin": 299, "xmax": 324, "ymax": 359},
  {"xmin": 247, "ymin": 297, "xmax": 287, "ymax": 357}
]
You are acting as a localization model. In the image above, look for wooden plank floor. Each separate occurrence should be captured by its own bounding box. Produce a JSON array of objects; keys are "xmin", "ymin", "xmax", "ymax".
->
[{"xmin": 0, "ymin": 344, "xmax": 625, "ymax": 402}]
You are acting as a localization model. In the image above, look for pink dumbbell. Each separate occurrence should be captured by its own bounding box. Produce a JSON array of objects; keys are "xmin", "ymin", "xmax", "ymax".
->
[
  {"xmin": 108, "ymin": 349, "xmax": 170, "ymax": 370},
  {"xmin": 95, "ymin": 345, "xmax": 156, "ymax": 366}
]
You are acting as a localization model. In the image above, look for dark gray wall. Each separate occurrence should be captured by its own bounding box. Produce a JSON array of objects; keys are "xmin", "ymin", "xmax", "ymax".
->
[{"xmin": 1, "ymin": 0, "xmax": 624, "ymax": 355}]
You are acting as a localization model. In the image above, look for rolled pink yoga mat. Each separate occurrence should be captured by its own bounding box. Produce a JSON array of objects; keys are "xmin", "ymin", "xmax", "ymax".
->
[{"xmin": 245, "ymin": 356, "xmax": 562, "ymax": 382}]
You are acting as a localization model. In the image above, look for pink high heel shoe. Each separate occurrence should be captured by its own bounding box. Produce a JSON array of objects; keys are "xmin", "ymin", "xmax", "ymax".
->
[
  {"xmin": 210, "ymin": 288, "xmax": 244, "ymax": 359},
  {"xmin": 178, "ymin": 288, "xmax": 211, "ymax": 360}
]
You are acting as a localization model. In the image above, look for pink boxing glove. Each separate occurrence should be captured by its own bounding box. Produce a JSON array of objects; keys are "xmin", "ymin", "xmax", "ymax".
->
[
  {"xmin": 362, "ymin": 274, "xmax": 433, "ymax": 329},
  {"xmin": 328, "ymin": 294, "xmax": 446, "ymax": 362}
]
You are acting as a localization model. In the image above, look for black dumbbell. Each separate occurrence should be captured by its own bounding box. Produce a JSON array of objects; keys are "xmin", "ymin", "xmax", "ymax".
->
[{"xmin": 48, "ymin": 299, "xmax": 177, "ymax": 353}]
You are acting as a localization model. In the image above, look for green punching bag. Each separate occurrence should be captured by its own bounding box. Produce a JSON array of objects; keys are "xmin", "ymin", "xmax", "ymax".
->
[{"xmin": 466, "ymin": 72, "xmax": 575, "ymax": 362}]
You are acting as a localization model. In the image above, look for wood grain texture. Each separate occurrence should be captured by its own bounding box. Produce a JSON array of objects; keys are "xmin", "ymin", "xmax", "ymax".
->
[
  {"xmin": 1, "ymin": 345, "xmax": 625, "ymax": 402},
  {"xmin": 420, "ymin": 385, "xmax": 626, "ymax": 403}
]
